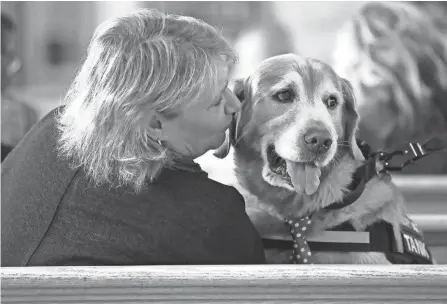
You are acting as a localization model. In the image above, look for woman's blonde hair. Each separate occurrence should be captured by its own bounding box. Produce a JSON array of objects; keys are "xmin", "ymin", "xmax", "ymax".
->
[
  {"xmin": 57, "ymin": 9, "xmax": 237, "ymax": 192},
  {"xmin": 333, "ymin": 2, "xmax": 447, "ymax": 145}
]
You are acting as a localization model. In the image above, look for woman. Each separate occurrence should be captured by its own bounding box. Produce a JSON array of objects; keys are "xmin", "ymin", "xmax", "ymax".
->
[
  {"xmin": 332, "ymin": 2, "xmax": 447, "ymax": 174},
  {"xmin": 1, "ymin": 9, "xmax": 266, "ymax": 266}
]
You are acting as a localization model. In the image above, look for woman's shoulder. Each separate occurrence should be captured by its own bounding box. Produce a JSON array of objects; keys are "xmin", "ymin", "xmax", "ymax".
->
[{"xmin": 156, "ymin": 168, "xmax": 246, "ymax": 206}]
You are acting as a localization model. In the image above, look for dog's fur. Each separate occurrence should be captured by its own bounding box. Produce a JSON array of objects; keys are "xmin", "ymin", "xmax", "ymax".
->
[{"xmin": 213, "ymin": 53, "xmax": 410, "ymax": 264}]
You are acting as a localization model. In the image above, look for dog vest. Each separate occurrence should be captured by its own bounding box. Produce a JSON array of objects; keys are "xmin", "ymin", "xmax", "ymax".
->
[
  {"xmin": 264, "ymin": 216, "xmax": 434, "ymax": 264},
  {"xmin": 263, "ymin": 140, "xmax": 434, "ymax": 264}
]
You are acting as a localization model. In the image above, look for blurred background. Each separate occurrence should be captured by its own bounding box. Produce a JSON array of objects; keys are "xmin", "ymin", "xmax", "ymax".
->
[
  {"xmin": 2, "ymin": 1, "xmax": 447, "ymax": 262},
  {"xmin": 2, "ymin": 1, "xmax": 447, "ymax": 173},
  {"xmin": 1, "ymin": 1, "xmax": 364, "ymax": 120}
]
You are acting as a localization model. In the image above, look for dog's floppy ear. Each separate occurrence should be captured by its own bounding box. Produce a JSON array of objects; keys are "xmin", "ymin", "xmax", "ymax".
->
[
  {"xmin": 341, "ymin": 78, "xmax": 365, "ymax": 161},
  {"xmin": 213, "ymin": 78, "xmax": 246, "ymax": 159}
]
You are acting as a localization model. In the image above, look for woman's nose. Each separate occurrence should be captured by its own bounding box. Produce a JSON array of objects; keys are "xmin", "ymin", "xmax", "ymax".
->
[{"xmin": 223, "ymin": 88, "xmax": 242, "ymax": 115}]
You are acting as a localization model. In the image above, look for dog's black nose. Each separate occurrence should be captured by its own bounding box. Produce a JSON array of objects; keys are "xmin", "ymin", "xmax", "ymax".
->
[{"xmin": 303, "ymin": 127, "xmax": 332, "ymax": 154}]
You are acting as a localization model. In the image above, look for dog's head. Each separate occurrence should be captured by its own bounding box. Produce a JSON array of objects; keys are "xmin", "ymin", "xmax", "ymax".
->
[{"xmin": 215, "ymin": 54, "xmax": 364, "ymax": 195}]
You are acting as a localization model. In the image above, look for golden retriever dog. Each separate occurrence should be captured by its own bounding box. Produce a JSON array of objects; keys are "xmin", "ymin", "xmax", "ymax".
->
[
  {"xmin": 212, "ymin": 53, "xmax": 434, "ymax": 264},
  {"xmin": 332, "ymin": 2, "xmax": 447, "ymax": 174}
]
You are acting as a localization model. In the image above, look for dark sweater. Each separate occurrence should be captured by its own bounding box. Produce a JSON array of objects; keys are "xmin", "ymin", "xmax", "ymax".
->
[{"xmin": 1, "ymin": 108, "xmax": 265, "ymax": 266}]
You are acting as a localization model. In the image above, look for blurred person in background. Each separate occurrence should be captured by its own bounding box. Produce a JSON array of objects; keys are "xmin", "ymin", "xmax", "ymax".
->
[
  {"xmin": 2, "ymin": 9, "xmax": 265, "ymax": 266},
  {"xmin": 333, "ymin": 1, "xmax": 447, "ymax": 174},
  {"xmin": 231, "ymin": 1, "xmax": 295, "ymax": 79},
  {"xmin": 1, "ymin": 12, "xmax": 38, "ymax": 161}
]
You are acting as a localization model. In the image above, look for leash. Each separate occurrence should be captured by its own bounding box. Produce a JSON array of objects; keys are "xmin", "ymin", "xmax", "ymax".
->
[
  {"xmin": 365, "ymin": 137, "xmax": 447, "ymax": 173},
  {"xmin": 264, "ymin": 137, "xmax": 445, "ymax": 264},
  {"xmin": 325, "ymin": 137, "xmax": 447, "ymax": 212}
]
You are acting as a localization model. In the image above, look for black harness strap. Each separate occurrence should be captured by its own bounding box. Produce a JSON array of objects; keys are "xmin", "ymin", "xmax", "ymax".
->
[{"xmin": 323, "ymin": 140, "xmax": 380, "ymax": 211}]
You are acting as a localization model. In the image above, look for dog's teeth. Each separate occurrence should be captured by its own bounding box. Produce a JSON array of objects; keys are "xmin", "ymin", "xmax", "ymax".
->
[{"xmin": 279, "ymin": 167, "xmax": 285, "ymax": 175}]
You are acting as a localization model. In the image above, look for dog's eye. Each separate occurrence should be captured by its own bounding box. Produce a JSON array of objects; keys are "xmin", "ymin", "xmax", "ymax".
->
[
  {"xmin": 325, "ymin": 95, "xmax": 338, "ymax": 109},
  {"xmin": 274, "ymin": 90, "xmax": 294, "ymax": 102}
]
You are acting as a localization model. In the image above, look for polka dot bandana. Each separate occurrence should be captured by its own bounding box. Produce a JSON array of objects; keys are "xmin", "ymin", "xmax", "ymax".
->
[{"xmin": 284, "ymin": 216, "xmax": 314, "ymax": 264}]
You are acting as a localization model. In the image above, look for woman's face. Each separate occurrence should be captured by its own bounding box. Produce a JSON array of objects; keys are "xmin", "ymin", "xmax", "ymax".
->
[{"xmin": 158, "ymin": 69, "xmax": 242, "ymax": 159}]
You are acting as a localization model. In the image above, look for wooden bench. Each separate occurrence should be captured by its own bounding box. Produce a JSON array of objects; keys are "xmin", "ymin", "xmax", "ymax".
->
[{"xmin": 2, "ymin": 265, "xmax": 447, "ymax": 303}]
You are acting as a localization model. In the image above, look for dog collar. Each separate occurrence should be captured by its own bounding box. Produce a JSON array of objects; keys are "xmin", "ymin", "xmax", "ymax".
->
[{"xmin": 263, "ymin": 217, "xmax": 434, "ymax": 264}]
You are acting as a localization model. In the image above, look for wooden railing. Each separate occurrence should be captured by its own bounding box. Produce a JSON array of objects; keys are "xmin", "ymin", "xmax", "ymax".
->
[
  {"xmin": 394, "ymin": 176, "xmax": 447, "ymax": 234},
  {"xmin": 2, "ymin": 265, "xmax": 447, "ymax": 303},
  {"xmin": 393, "ymin": 175, "xmax": 447, "ymax": 214},
  {"xmin": 1, "ymin": 176, "xmax": 446, "ymax": 303}
]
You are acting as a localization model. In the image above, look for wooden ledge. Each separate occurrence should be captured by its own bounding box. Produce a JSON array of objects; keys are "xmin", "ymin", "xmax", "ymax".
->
[
  {"xmin": 2, "ymin": 265, "xmax": 447, "ymax": 303},
  {"xmin": 393, "ymin": 175, "xmax": 447, "ymax": 192},
  {"xmin": 409, "ymin": 214, "xmax": 447, "ymax": 231}
]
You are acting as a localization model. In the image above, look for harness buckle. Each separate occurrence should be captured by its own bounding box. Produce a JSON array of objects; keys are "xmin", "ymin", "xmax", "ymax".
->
[{"xmin": 374, "ymin": 140, "xmax": 446, "ymax": 172}]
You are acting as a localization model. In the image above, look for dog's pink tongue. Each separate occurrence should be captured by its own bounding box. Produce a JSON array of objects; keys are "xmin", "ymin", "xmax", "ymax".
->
[{"xmin": 286, "ymin": 161, "xmax": 321, "ymax": 195}]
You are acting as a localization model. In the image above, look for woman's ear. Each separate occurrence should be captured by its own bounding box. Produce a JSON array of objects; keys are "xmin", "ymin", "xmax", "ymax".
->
[
  {"xmin": 213, "ymin": 78, "xmax": 246, "ymax": 159},
  {"xmin": 146, "ymin": 112, "xmax": 164, "ymax": 142},
  {"xmin": 341, "ymin": 78, "xmax": 364, "ymax": 161}
]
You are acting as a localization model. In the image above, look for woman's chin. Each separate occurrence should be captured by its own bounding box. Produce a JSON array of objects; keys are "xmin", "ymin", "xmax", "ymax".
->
[
  {"xmin": 213, "ymin": 133, "xmax": 227, "ymax": 148},
  {"xmin": 202, "ymin": 135, "xmax": 225, "ymax": 154}
]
